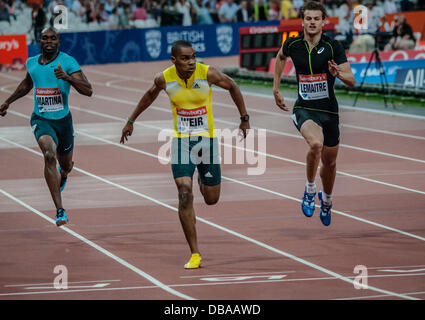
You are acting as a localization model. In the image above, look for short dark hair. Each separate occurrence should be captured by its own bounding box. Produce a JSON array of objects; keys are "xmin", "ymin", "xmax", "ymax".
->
[
  {"xmin": 300, "ymin": 1, "xmax": 327, "ymax": 20},
  {"xmin": 171, "ymin": 40, "xmax": 192, "ymax": 57},
  {"xmin": 41, "ymin": 27, "xmax": 59, "ymax": 36}
]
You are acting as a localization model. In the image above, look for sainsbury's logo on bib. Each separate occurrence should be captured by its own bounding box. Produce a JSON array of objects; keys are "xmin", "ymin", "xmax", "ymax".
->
[
  {"xmin": 36, "ymin": 88, "xmax": 64, "ymax": 113},
  {"xmin": 298, "ymin": 73, "xmax": 329, "ymax": 100},
  {"xmin": 176, "ymin": 106, "xmax": 209, "ymax": 134}
]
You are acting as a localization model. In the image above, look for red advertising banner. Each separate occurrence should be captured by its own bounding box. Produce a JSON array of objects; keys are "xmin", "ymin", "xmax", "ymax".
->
[
  {"xmin": 347, "ymin": 49, "xmax": 425, "ymax": 63},
  {"xmin": 0, "ymin": 34, "xmax": 27, "ymax": 71}
]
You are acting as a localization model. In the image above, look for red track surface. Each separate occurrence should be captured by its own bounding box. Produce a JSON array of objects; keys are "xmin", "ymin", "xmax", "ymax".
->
[{"xmin": 0, "ymin": 56, "xmax": 424, "ymax": 300}]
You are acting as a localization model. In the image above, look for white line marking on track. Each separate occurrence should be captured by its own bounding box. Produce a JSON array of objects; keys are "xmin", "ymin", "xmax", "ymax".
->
[
  {"xmin": 2, "ymin": 72, "xmax": 425, "ymax": 143},
  {"xmin": 336, "ymin": 291, "xmax": 425, "ymax": 300},
  {"xmin": 5, "ymin": 108, "xmax": 425, "ymax": 241},
  {"xmin": 89, "ymin": 90, "xmax": 425, "ymax": 165},
  {"xmin": 3, "ymin": 76, "xmax": 425, "ymax": 166},
  {"xmin": 0, "ymin": 186, "xmax": 195, "ymax": 301},
  {"xmin": 180, "ymin": 271, "xmax": 296, "ymax": 278},
  {"xmin": 6, "ymin": 105, "xmax": 425, "ymax": 196},
  {"xmin": 366, "ymin": 264, "xmax": 425, "ymax": 270},
  {"xmin": 25, "ymin": 283, "xmax": 111, "ymax": 290},
  {"xmin": 84, "ymin": 106, "xmax": 425, "ymax": 193},
  {"xmin": 3, "ymin": 110, "xmax": 425, "ymax": 241},
  {"xmin": 85, "ymin": 68, "xmax": 425, "ymax": 121},
  {"xmin": 77, "ymin": 128, "xmax": 425, "ymax": 240},
  {"xmin": 94, "ymin": 78, "xmax": 425, "ymax": 141},
  {"xmin": 0, "ymin": 136, "xmax": 419, "ymax": 300},
  {"xmin": 0, "ymin": 285, "xmax": 157, "ymax": 297},
  {"xmin": 378, "ymin": 268, "xmax": 425, "ymax": 273},
  {"xmin": 5, "ymin": 279, "xmax": 121, "ymax": 287},
  {"xmin": 69, "ymin": 103, "xmax": 425, "ymax": 194},
  {"xmin": 200, "ymin": 274, "xmax": 288, "ymax": 281},
  {"xmin": 3, "ymin": 69, "xmax": 425, "ymax": 123},
  {"xmin": 1, "ymin": 272, "xmax": 424, "ymax": 298}
]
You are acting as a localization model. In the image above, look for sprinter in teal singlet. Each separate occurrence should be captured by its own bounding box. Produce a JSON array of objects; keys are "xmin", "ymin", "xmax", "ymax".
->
[{"xmin": 0, "ymin": 27, "xmax": 93, "ymax": 226}]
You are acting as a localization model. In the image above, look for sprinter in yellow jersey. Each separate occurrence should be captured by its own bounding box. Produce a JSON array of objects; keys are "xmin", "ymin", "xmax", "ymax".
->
[{"xmin": 120, "ymin": 40, "xmax": 250, "ymax": 269}]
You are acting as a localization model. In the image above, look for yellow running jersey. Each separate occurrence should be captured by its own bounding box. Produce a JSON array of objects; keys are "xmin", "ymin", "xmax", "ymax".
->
[{"xmin": 163, "ymin": 62, "xmax": 216, "ymax": 138}]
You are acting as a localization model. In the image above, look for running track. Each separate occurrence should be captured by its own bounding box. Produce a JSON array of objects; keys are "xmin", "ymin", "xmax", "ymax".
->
[{"xmin": 0, "ymin": 56, "xmax": 424, "ymax": 300}]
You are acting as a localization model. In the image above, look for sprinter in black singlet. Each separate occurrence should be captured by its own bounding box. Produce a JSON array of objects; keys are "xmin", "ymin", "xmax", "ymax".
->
[{"xmin": 273, "ymin": 1, "xmax": 355, "ymax": 226}]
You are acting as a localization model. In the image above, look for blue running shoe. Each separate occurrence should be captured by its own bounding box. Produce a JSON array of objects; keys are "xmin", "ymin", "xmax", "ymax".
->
[
  {"xmin": 56, "ymin": 208, "xmax": 69, "ymax": 226},
  {"xmin": 318, "ymin": 191, "xmax": 332, "ymax": 226},
  {"xmin": 58, "ymin": 166, "xmax": 67, "ymax": 192},
  {"xmin": 301, "ymin": 189, "xmax": 316, "ymax": 217}
]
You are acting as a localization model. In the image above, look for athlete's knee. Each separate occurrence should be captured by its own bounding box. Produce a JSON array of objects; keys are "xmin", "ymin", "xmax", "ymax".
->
[
  {"xmin": 59, "ymin": 159, "xmax": 74, "ymax": 174},
  {"xmin": 309, "ymin": 141, "xmax": 323, "ymax": 154},
  {"xmin": 178, "ymin": 185, "xmax": 193, "ymax": 209},
  {"xmin": 322, "ymin": 157, "xmax": 337, "ymax": 170},
  {"xmin": 43, "ymin": 149, "xmax": 57, "ymax": 165},
  {"xmin": 204, "ymin": 194, "xmax": 219, "ymax": 206}
]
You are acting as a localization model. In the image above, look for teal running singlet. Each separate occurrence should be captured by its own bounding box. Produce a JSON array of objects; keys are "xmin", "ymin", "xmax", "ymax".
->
[{"xmin": 26, "ymin": 52, "xmax": 81, "ymax": 120}]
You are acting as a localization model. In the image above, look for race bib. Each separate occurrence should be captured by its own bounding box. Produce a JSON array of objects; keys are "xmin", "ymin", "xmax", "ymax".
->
[
  {"xmin": 176, "ymin": 106, "xmax": 209, "ymax": 134},
  {"xmin": 36, "ymin": 88, "xmax": 64, "ymax": 113},
  {"xmin": 299, "ymin": 73, "xmax": 329, "ymax": 100}
]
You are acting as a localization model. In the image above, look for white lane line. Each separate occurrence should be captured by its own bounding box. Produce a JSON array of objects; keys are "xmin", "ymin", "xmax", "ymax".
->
[
  {"xmin": 3, "ymin": 71, "xmax": 425, "ymax": 144},
  {"xmin": 1, "ymin": 273, "xmax": 425, "ymax": 298},
  {"xmin": 0, "ymin": 136, "xmax": 417, "ymax": 300},
  {"xmin": 336, "ymin": 291, "xmax": 425, "ymax": 300},
  {"xmin": 341, "ymin": 124, "xmax": 425, "ymax": 141},
  {"xmin": 4, "ymin": 110, "xmax": 425, "ymax": 241},
  {"xmin": 89, "ymin": 90, "xmax": 425, "ymax": 165},
  {"xmin": 215, "ymin": 116, "xmax": 425, "ymax": 165},
  {"xmin": 80, "ymin": 109, "xmax": 425, "ymax": 195},
  {"xmin": 78, "ymin": 129, "xmax": 425, "ymax": 243},
  {"xmin": 221, "ymin": 175, "xmax": 425, "ymax": 242},
  {"xmin": 76, "ymin": 105, "xmax": 425, "ymax": 194},
  {"xmin": 24, "ymin": 283, "xmax": 111, "ymax": 290},
  {"xmin": 85, "ymin": 68, "xmax": 425, "ymax": 121},
  {"xmin": 5, "ymin": 280, "xmax": 121, "ymax": 287},
  {"xmin": 0, "ymin": 186, "xmax": 194, "ymax": 301},
  {"xmin": 7, "ymin": 102, "xmax": 425, "ymax": 196},
  {"xmin": 0, "ymin": 285, "xmax": 158, "ymax": 297},
  {"xmin": 74, "ymin": 110, "xmax": 425, "ymax": 195},
  {"xmin": 180, "ymin": 271, "xmax": 296, "ymax": 278},
  {"xmin": 95, "ymin": 78, "xmax": 425, "ymax": 141},
  {"xmin": 3, "ymin": 69, "xmax": 425, "ymax": 123},
  {"xmin": 5, "ymin": 108, "xmax": 425, "ymax": 241},
  {"xmin": 367, "ymin": 264, "xmax": 425, "ymax": 270},
  {"xmin": 2, "ymin": 76, "xmax": 425, "ymax": 165},
  {"xmin": 378, "ymin": 268, "xmax": 425, "ymax": 273}
]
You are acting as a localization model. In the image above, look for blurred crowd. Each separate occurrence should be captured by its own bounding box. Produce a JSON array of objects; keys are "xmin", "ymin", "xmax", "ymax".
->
[{"xmin": 0, "ymin": 0, "xmax": 424, "ymax": 48}]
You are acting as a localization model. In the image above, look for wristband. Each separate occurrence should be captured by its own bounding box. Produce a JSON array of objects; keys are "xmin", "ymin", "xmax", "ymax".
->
[
  {"xmin": 127, "ymin": 118, "xmax": 135, "ymax": 124},
  {"xmin": 240, "ymin": 114, "xmax": 250, "ymax": 122}
]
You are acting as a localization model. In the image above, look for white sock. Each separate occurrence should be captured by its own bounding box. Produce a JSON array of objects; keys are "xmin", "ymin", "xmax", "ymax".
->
[
  {"xmin": 306, "ymin": 181, "xmax": 316, "ymax": 194},
  {"xmin": 322, "ymin": 191, "xmax": 332, "ymax": 205}
]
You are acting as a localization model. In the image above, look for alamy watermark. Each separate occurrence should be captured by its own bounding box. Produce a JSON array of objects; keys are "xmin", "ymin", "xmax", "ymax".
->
[
  {"xmin": 353, "ymin": 265, "xmax": 368, "ymax": 289},
  {"xmin": 353, "ymin": 5, "xmax": 369, "ymax": 31},
  {"xmin": 53, "ymin": 5, "xmax": 68, "ymax": 30},
  {"xmin": 53, "ymin": 265, "xmax": 68, "ymax": 289},
  {"xmin": 157, "ymin": 128, "xmax": 267, "ymax": 175}
]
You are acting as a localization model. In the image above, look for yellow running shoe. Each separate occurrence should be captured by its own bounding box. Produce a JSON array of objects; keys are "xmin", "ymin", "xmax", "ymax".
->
[{"xmin": 184, "ymin": 253, "xmax": 202, "ymax": 269}]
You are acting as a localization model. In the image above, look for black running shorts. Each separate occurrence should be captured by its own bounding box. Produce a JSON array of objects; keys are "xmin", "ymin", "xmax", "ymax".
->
[{"xmin": 292, "ymin": 107, "xmax": 340, "ymax": 147}]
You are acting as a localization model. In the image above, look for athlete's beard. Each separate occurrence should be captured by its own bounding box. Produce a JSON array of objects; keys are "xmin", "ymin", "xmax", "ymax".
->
[{"xmin": 41, "ymin": 47, "xmax": 59, "ymax": 62}]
